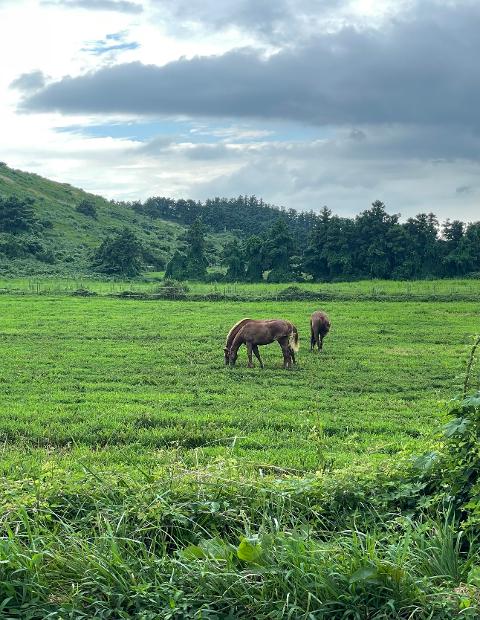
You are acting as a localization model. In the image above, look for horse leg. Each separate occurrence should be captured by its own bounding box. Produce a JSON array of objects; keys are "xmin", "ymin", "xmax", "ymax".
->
[
  {"xmin": 310, "ymin": 324, "xmax": 315, "ymax": 351},
  {"xmin": 289, "ymin": 347, "xmax": 296, "ymax": 365},
  {"xmin": 278, "ymin": 337, "xmax": 292, "ymax": 369},
  {"xmin": 246, "ymin": 342, "xmax": 254, "ymax": 368},
  {"xmin": 253, "ymin": 345, "xmax": 264, "ymax": 368},
  {"xmin": 319, "ymin": 334, "xmax": 324, "ymax": 350}
]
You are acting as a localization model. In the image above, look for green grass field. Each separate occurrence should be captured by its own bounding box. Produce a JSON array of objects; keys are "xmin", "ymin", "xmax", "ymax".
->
[
  {"xmin": 1, "ymin": 289, "xmax": 480, "ymax": 618},
  {"xmin": 1, "ymin": 276, "xmax": 480, "ymax": 299},
  {"xmin": 1, "ymin": 293, "xmax": 477, "ymax": 474}
]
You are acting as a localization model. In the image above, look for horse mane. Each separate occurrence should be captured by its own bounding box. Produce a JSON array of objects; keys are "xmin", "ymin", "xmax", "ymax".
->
[{"xmin": 225, "ymin": 318, "xmax": 252, "ymax": 346}]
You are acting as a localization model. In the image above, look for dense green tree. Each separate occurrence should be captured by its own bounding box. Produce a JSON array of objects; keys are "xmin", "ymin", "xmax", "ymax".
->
[
  {"xmin": 264, "ymin": 219, "xmax": 295, "ymax": 282},
  {"xmin": 441, "ymin": 220, "xmax": 468, "ymax": 277},
  {"xmin": 403, "ymin": 213, "xmax": 440, "ymax": 277},
  {"xmin": 165, "ymin": 250, "xmax": 188, "ymax": 280},
  {"xmin": 353, "ymin": 201, "xmax": 401, "ymax": 279},
  {"xmin": 222, "ymin": 239, "xmax": 245, "ymax": 281},
  {"xmin": 184, "ymin": 218, "xmax": 208, "ymax": 280},
  {"xmin": 302, "ymin": 207, "xmax": 333, "ymax": 280},
  {"xmin": 93, "ymin": 228, "xmax": 143, "ymax": 276},
  {"xmin": 0, "ymin": 195, "xmax": 36, "ymax": 233},
  {"xmin": 244, "ymin": 235, "xmax": 264, "ymax": 282},
  {"xmin": 462, "ymin": 223, "xmax": 480, "ymax": 273}
]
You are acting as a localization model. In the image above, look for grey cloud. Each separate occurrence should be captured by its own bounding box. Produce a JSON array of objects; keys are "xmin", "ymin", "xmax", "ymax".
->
[
  {"xmin": 156, "ymin": 0, "xmax": 341, "ymax": 41},
  {"xmin": 41, "ymin": 0, "xmax": 143, "ymax": 13},
  {"xmin": 183, "ymin": 139, "xmax": 480, "ymax": 220},
  {"xmin": 456, "ymin": 185, "xmax": 474, "ymax": 195},
  {"xmin": 10, "ymin": 70, "xmax": 46, "ymax": 93},
  {"xmin": 22, "ymin": 1, "xmax": 480, "ymax": 137}
]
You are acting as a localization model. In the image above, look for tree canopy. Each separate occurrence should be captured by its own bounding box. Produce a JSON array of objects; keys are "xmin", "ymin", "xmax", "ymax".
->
[{"xmin": 93, "ymin": 228, "xmax": 144, "ymax": 277}]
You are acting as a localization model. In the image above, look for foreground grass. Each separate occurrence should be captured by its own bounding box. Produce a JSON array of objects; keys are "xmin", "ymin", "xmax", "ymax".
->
[
  {"xmin": 0, "ymin": 462, "xmax": 479, "ymax": 619},
  {"xmin": 0, "ymin": 295, "xmax": 477, "ymax": 472}
]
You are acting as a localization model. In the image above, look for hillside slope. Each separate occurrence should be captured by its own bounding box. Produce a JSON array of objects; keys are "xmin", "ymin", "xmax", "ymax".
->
[{"xmin": 0, "ymin": 164, "xmax": 228, "ymax": 276}]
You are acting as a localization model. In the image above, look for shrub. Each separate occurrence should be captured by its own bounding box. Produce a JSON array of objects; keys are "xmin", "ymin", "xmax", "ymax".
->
[
  {"xmin": 76, "ymin": 198, "xmax": 97, "ymax": 219},
  {"xmin": 156, "ymin": 278, "xmax": 190, "ymax": 299},
  {"xmin": 93, "ymin": 228, "xmax": 143, "ymax": 277},
  {"xmin": 0, "ymin": 195, "xmax": 36, "ymax": 233}
]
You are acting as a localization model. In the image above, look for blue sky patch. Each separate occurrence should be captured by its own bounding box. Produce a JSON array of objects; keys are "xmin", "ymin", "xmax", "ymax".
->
[{"xmin": 55, "ymin": 119, "xmax": 330, "ymax": 144}]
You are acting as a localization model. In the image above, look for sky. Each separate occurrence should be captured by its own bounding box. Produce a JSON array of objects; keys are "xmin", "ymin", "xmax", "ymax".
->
[{"xmin": 1, "ymin": 0, "xmax": 480, "ymax": 220}]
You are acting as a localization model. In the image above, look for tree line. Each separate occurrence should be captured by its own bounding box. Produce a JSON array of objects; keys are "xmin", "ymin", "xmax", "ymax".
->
[
  {"xmin": 163, "ymin": 200, "xmax": 480, "ymax": 282},
  {"xmin": 130, "ymin": 194, "xmax": 316, "ymax": 245},
  {"xmin": 1, "ymin": 192, "xmax": 480, "ymax": 280}
]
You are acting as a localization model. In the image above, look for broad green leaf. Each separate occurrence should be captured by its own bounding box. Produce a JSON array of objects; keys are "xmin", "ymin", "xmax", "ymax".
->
[
  {"xmin": 237, "ymin": 537, "xmax": 262, "ymax": 563},
  {"xmin": 349, "ymin": 566, "xmax": 379, "ymax": 583},
  {"xmin": 199, "ymin": 537, "xmax": 233, "ymax": 560},
  {"xmin": 467, "ymin": 565, "xmax": 480, "ymax": 587},
  {"xmin": 444, "ymin": 417, "xmax": 470, "ymax": 438},
  {"xmin": 180, "ymin": 545, "xmax": 206, "ymax": 560}
]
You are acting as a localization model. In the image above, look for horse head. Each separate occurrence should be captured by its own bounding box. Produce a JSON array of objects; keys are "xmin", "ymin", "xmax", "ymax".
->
[{"xmin": 228, "ymin": 349, "xmax": 238, "ymax": 366}]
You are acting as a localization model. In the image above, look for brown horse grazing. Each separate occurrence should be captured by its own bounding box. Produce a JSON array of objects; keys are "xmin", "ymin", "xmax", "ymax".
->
[
  {"xmin": 310, "ymin": 311, "xmax": 330, "ymax": 351},
  {"xmin": 224, "ymin": 318, "xmax": 253, "ymax": 365},
  {"xmin": 226, "ymin": 319, "xmax": 299, "ymax": 369}
]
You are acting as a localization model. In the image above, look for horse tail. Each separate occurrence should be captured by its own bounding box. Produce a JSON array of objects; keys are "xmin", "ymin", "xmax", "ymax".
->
[{"xmin": 289, "ymin": 324, "xmax": 299, "ymax": 352}]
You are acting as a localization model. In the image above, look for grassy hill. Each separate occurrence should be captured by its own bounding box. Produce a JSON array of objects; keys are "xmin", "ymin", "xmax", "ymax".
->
[{"xmin": 0, "ymin": 163, "xmax": 230, "ymax": 277}]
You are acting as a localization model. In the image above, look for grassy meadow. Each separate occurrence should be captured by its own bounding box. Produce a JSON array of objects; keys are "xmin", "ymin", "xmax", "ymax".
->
[
  {"xmin": 1, "ymin": 275, "xmax": 480, "ymax": 299},
  {"xmin": 0, "ymin": 292, "xmax": 477, "ymax": 472},
  {"xmin": 1, "ymin": 285, "xmax": 480, "ymax": 618}
]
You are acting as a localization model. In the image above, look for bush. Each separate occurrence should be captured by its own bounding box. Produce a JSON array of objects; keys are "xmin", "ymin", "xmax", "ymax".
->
[
  {"xmin": 0, "ymin": 195, "xmax": 36, "ymax": 233},
  {"xmin": 156, "ymin": 278, "xmax": 190, "ymax": 299},
  {"xmin": 267, "ymin": 268, "xmax": 296, "ymax": 283},
  {"xmin": 203, "ymin": 270, "xmax": 225, "ymax": 283},
  {"xmin": 76, "ymin": 198, "xmax": 97, "ymax": 219}
]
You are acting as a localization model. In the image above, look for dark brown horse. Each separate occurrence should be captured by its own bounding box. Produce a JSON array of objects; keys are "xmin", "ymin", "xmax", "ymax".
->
[
  {"xmin": 310, "ymin": 311, "xmax": 330, "ymax": 351},
  {"xmin": 225, "ymin": 319, "xmax": 299, "ymax": 369}
]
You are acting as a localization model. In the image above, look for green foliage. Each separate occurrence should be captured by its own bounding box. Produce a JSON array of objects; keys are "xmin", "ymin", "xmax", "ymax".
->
[
  {"xmin": 0, "ymin": 164, "xmax": 182, "ymax": 276},
  {"xmin": 0, "ymin": 194, "xmax": 36, "ymax": 233},
  {"xmin": 156, "ymin": 278, "xmax": 190, "ymax": 299},
  {"xmin": 93, "ymin": 228, "xmax": 144, "ymax": 276},
  {"xmin": 184, "ymin": 218, "xmax": 208, "ymax": 280},
  {"xmin": 222, "ymin": 238, "xmax": 245, "ymax": 281},
  {"xmin": 165, "ymin": 249, "xmax": 188, "ymax": 279},
  {"xmin": 165, "ymin": 219, "xmax": 209, "ymax": 280},
  {"xmin": 244, "ymin": 235, "xmax": 264, "ymax": 282},
  {"xmin": 0, "ymin": 467, "xmax": 475, "ymax": 618},
  {"xmin": 413, "ymin": 337, "xmax": 480, "ymax": 539},
  {"xmin": 76, "ymin": 198, "xmax": 97, "ymax": 219},
  {"xmin": 3, "ymin": 164, "xmax": 480, "ymax": 282}
]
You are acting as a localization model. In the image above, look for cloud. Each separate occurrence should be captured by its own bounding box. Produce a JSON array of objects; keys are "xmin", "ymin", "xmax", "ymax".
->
[
  {"xmin": 10, "ymin": 70, "xmax": 46, "ymax": 93},
  {"xmin": 456, "ymin": 185, "xmax": 474, "ymax": 195},
  {"xmin": 22, "ymin": 1, "xmax": 480, "ymax": 138},
  {"xmin": 41, "ymin": 0, "xmax": 143, "ymax": 13},
  {"xmin": 156, "ymin": 0, "xmax": 342, "ymax": 42}
]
